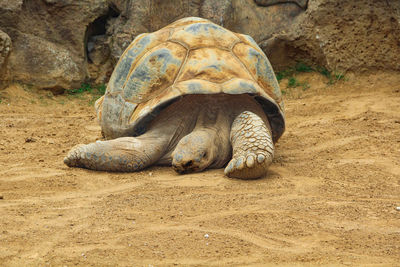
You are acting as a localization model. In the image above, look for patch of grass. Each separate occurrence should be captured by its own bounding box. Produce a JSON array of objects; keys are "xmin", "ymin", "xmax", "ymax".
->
[
  {"xmin": 287, "ymin": 77, "xmax": 310, "ymax": 91},
  {"xmin": 316, "ymin": 66, "xmax": 330, "ymax": 78},
  {"xmin": 332, "ymin": 72, "xmax": 346, "ymax": 82},
  {"xmin": 65, "ymin": 83, "xmax": 106, "ymax": 105},
  {"xmin": 301, "ymin": 82, "xmax": 310, "ymax": 91},
  {"xmin": 295, "ymin": 62, "xmax": 314, "ymax": 73},
  {"xmin": 316, "ymin": 67, "xmax": 346, "ymax": 85},
  {"xmin": 97, "ymin": 84, "xmax": 106, "ymax": 95},
  {"xmin": 287, "ymin": 77, "xmax": 298, "ymax": 87},
  {"xmin": 89, "ymin": 84, "xmax": 107, "ymax": 106},
  {"xmin": 66, "ymin": 83, "xmax": 93, "ymax": 95},
  {"xmin": 89, "ymin": 94, "xmax": 102, "ymax": 106},
  {"xmin": 66, "ymin": 83, "xmax": 107, "ymax": 106},
  {"xmin": 66, "ymin": 83, "xmax": 106, "ymax": 96},
  {"xmin": 277, "ymin": 62, "xmax": 346, "ymax": 91},
  {"xmin": 276, "ymin": 69, "xmax": 295, "ymax": 82},
  {"xmin": 276, "ymin": 62, "xmax": 314, "ymax": 83}
]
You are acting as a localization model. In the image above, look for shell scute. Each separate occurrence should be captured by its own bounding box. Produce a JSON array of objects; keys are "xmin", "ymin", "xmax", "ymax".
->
[
  {"xmin": 170, "ymin": 22, "xmax": 239, "ymax": 49},
  {"xmin": 123, "ymin": 41, "xmax": 186, "ymax": 103},
  {"xmin": 233, "ymin": 42, "xmax": 282, "ymax": 105},
  {"xmin": 177, "ymin": 48, "xmax": 252, "ymax": 83},
  {"xmin": 165, "ymin": 17, "xmax": 209, "ymax": 29},
  {"xmin": 100, "ymin": 93, "xmax": 132, "ymax": 137},
  {"xmin": 222, "ymin": 79, "xmax": 260, "ymax": 95},
  {"xmin": 236, "ymin": 33, "xmax": 263, "ymax": 53},
  {"xmin": 108, "ymin": 29, "xmax": 170, "ymax": 94},
  {"xmin": 175, "ymin": 79, "xmax": 220, "ymax": 95}
]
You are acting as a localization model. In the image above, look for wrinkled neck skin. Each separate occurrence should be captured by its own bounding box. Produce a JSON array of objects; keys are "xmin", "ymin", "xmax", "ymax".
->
[{"xmin": 144, "ymin": 94, "xmax": 268, "ymax": 170}]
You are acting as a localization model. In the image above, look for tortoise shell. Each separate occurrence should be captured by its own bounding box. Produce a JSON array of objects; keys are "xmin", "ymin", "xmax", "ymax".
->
[{"xmin": 96, "ymin": 17, "xmax": 285, "ymax": 141}]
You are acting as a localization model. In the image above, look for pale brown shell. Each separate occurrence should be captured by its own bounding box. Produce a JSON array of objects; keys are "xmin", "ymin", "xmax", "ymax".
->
[{"xmin": 96, "ymin": 17, "xmax": 285, "ymax": 141}]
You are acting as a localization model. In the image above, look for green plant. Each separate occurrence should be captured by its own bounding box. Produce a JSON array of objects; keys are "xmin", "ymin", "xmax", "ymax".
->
[
  {"xmin": 317, "ymin": 66, "xmax": 331, "ymax": 78},
  {"xmin": 66, "ymin": 83, "xmax": 106, "ymax": 95},
  {"xmin": 334, "ymin": 72, "xmax": 345, "ymax": 81},
  {"xmin": 66, "ymin": 83, "xmax": 93, "ymax": 95},
  {"xmin": 65, "ymin": 83, "xmax": 106, "ymax": 105},
  {"xmin": 276, "ymin": 69, "xmax": 294, "ymax": 82},
  {"xmin": 88, "ymin": 84, "xmax": 107, "ymax": 106},
  {"xmin": 301, "ymin": 81, "xmax": 310, "ymax": 91},
  {"xmin": 295, "ymin": 62, "xmax": 314, "ymax": 73},
  {"xmin": 317, "ymin": 67, "xmax": 346, "ymax": 85},
  {"xmin": 276, "ymin": 62, "xmax": 314, "ymax": 83},
  {"xmin": 288, "ymin": 77, "xmax": 298, "ymax": 87},
  {"xmin": 287, "ymin": 77, "xmax": 310, "ymax": 91},
  {"xmin": 97, "ymin": 84, "xmax": 106, "ymax": 95},
  {"xmin": 278, "ymin": 62, "xmax": 347, "ymax": 90}
]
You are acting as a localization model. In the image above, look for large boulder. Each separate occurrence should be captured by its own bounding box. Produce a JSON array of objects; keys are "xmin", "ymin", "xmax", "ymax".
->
[
  {"xmin": 0, "ymin": 29, "xmax": 11, "ymax": 89},
  {"xmin": 1, "ymin": 0, "xmax": 400, "ymax": 91},
  {"xmin": 0, "ymin": 0, "xmax": 109, "ymax": 91},
  {"xmin": 260, "ymin": 0, "xmax": 400, "ymax": 71}
]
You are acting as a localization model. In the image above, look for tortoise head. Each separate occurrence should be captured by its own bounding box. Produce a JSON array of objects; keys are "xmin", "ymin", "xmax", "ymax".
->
[{"xmin": 171, "ymin": 130, "xmax": 216, "ymax": 174}]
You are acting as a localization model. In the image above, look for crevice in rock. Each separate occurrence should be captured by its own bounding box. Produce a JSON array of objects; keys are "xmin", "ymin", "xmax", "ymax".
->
[
  {"xmin": 84, "ymin": 5, "xmax": 119, "ymax": 63},
  {"xmin": 254, "ymin": 0, "xmax": 308, "ymax": 10},
  {"xmin": 84, "ymin": 4, "xmax": 120, "ymax": 83}
]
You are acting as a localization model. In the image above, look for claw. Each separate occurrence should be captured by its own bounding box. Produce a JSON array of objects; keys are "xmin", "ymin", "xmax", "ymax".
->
[
  {"xmin": 224, "ymin": 161, "xmax": 234, "ymax": 175},
  {"xmin": 246, "ymin": 155, "xmax": 255, "ymax": 168},
  {"xmin": 257, "ymin": 154, "xmax": 265, "ymax": 163},
  {"xmin": 235, "ymin": 156, "xmax": 245, "ymax": 170}
]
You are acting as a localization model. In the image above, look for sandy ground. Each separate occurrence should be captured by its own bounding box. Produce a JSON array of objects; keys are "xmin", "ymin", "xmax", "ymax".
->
[{"xmin": 0, "ymin": 72, "xmax": 399, "ymax": 266}]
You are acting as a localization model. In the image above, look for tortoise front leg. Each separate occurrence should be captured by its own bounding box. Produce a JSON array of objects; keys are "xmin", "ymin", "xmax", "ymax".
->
[
  {"xmin": 64, "ymin": 136, "xmax": 166, "ymax": 172},
  {"xmin": 224, "ymin": 111, "xmax": 274, "ymax": 179}
]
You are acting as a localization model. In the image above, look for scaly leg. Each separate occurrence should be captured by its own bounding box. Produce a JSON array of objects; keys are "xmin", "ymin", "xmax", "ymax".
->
[
  {"xmin": 224, "ymin": 111, "xmax": 274, "ymax": 179},
  {"xmin": 64, "ymin": 136, "xmax": 167, "ymax": 172},
  {"xmin": 64, "ymin": 96, "xmax": 198, "ymax": 172}
]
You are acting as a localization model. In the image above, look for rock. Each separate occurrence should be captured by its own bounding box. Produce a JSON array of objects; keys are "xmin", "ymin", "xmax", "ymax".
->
[
  {"xmin": 200, "ymin": 0, "xmax": 232, "ymax": 26},
  {"xmin": 259, "ymin": 0, "xmax": 400, "ymax": 72},
  {"xmin": 228, "ymin": 0, "xmax": 304, "ymax": 46},
  {"xmin": 0, "ymin": 30, "xmax": 11, "ymax": 67},
  {"xmin": 0, "ymin": 30, "xmax": 11, "ymax": 89},
  {"xmin": 87, "ymin": 34, "xmax": 113, "ymax": 84},
  {"xmin": 254, "ymin": 0, "xmax": 308, "ymax": 9},
  {"xmin": 1, "ymin": 0, "xmax": 400, "ymax": 90},
  {"xmin": 0, "ymin": 0, "xmax": 23, "ymax": 12},
  {"xmin": 0, "ymin": 0, "xmax": 110, "ymax": 91},
  {"xmin": 7, "ymin": 31, "xmax": 83, "ymax": 91}
]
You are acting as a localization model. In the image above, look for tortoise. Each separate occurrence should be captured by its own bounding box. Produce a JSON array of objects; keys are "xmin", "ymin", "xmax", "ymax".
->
[{"xmin": 64, "ymin": 17, "xmax": 285, "ymax": 179}]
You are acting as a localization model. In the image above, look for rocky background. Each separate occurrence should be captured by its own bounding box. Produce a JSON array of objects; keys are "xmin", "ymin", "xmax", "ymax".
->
[{"xmin": 0, "ymin": 0, "xmax": 399, "ymax": 91}]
